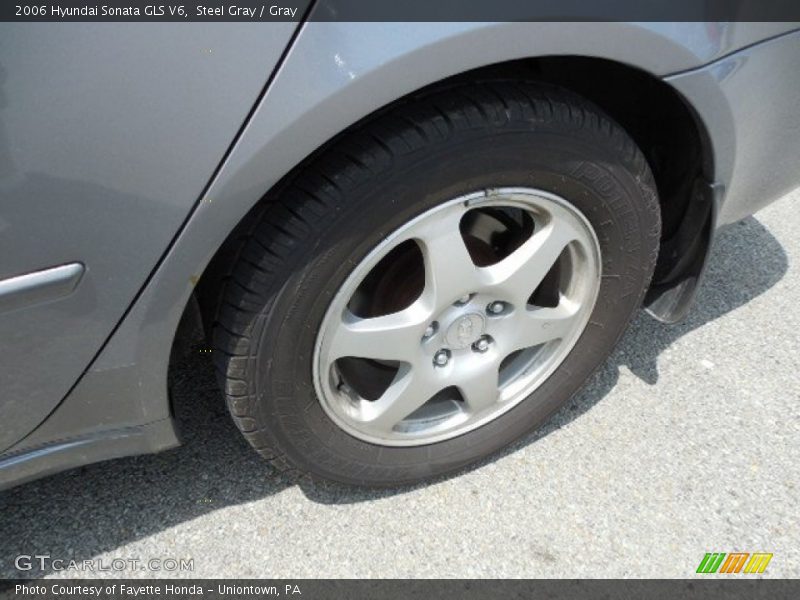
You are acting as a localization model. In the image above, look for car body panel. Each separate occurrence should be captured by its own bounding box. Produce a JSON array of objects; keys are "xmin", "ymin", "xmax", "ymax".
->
[
  {"xmin": 665, "ymin": 31, "xmax": 800, "ymax": 225},
  {"xmin": 0, "ymin": 23, "xmax": 298, "ymax": 452},
  {"xmin": 2, "ymin": 21, "xmax": 799, "ymax": 488}
]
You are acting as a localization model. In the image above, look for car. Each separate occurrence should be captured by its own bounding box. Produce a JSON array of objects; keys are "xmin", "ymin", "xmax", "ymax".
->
[{"xmin": 1, "ymin": 20, "xmax": 799, "ymax": 488}]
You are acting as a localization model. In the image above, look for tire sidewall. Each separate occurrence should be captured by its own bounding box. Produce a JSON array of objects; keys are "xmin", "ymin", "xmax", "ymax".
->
[{"xmin": 253, "ymin": 128, "xmax": 657, "ymax": 485}]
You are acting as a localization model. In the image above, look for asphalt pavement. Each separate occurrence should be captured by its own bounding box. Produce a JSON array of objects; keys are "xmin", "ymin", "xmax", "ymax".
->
[{"xmin": 1, "ymin": 190, "xmax": 798, "ymax": 579}]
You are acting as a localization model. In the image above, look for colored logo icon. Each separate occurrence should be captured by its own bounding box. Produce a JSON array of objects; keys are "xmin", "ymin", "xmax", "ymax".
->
[{"xmin": 696, "ymin": 552, "xmax": 773, "ymax": 574}]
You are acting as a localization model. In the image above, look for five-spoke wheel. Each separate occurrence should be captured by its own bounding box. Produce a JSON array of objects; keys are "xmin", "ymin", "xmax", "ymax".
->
[{"xmin": 314, "ymin": 188, "xmax": 601, "ymax": 445}]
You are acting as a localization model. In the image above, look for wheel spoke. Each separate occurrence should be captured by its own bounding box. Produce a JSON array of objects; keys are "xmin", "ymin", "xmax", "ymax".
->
[
  {"xmin": 456, "ymin": 363, "xmax": 501, "ymax": 414},
  {"xmin": 482, "ymin": 215, "xmax": 579, "ymax": 306},
  {"xmin": 359, "ymin": 366, "xmax": 443, "ymax": 432},
  {"xmin": 327, "ymin": 304, "xmax": 430, "ymax": 363},
  {"xmin": 495, "ymin": 302, "xmax": 582, "ymax": 353},
  {"xmin": 410, "ymin": 202, "xmax": 479, "ymax": 307}
]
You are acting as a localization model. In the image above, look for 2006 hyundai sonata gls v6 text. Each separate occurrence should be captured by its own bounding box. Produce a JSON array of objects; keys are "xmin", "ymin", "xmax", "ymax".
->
[{"xmin": 1, "ymin": 20, "xmax": 799, "ymax": 487}]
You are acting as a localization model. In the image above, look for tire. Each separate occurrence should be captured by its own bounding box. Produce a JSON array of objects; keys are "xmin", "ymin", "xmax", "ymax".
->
[{"xmin": 212, "ymin": 81, "xmax": 660, "ymax": 486}]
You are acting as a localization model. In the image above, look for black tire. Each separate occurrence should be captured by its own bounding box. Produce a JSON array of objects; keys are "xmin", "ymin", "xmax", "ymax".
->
[{"xmin": 212, "ymin": 81, "xmax": 660, "ymax": 486}]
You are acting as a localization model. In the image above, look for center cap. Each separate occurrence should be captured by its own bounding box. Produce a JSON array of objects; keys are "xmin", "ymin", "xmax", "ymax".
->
[{"xmin": 445, "ymin": 312, "xmax": 486, "ymax": 349}]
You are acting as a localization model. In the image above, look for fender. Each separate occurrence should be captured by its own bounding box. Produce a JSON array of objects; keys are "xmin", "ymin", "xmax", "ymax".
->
[{"xmin": 8, "ymin": 21, "xmax": 787, "ymax": 458}]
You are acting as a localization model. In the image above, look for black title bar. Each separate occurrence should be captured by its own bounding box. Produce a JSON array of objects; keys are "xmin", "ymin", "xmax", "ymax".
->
[
  {"xmin": 1, "ymin": 579, "xmax": 800, "ymax": 600},
  {"xmin": 3, "ymin": 0, "xmax": 800, "ymax": 22}
]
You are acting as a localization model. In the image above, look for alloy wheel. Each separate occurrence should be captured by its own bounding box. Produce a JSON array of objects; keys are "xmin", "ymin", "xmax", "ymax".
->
[{"xmin": 313, "ymin": 187, "xmax": 602, "ymax": 446}]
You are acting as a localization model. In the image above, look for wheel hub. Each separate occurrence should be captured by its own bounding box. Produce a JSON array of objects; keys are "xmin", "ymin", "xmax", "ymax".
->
[{"xmin": 444, "ymin": 311, "xmax": 485, "ymax": 349}]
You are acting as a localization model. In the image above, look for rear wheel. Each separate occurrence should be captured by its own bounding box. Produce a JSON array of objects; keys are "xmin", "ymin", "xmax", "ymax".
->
[{"xmin": 213, "ymin": 82, "xmax": 660, "ymax": 486}]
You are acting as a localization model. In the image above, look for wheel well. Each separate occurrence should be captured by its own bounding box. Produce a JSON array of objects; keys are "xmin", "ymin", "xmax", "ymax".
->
[
  {"xmin": 179, "ymin": 55, "xmax": 715, "ymax": 357},
  {"xmin": 435, "ymin": 58, "xmax": 716, "ymax": 320},
  {"xmin": 432, "ymin": 57, "xmax": 714, "ymax": 244}
]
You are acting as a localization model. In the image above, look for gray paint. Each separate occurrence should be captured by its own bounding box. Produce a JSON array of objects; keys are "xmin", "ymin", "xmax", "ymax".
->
[
  {"xmin": 666, "ymin": 31, "xmax": 800, "ymax": 225},
  {"xmin": 0, "ymin": 418, "xmax": 178, "ymax": 491},
  {"xmin": 2, "ymin": 22, "xmax": 799, "ymax": 487},
  {"xmin": 0, "ymin": 23, "xmax": 297, "ymax": 452}
]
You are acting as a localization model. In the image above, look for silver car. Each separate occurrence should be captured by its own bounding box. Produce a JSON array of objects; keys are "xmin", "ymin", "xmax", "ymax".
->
[{"xmin": 1, "ymin": 20, "xmax": 799, "ymax": 488}]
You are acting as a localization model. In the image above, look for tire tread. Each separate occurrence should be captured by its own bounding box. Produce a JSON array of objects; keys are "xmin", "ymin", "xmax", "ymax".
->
[{"xmin": 212, "ymin": 81, "xmax": 660, "ymax": 484}]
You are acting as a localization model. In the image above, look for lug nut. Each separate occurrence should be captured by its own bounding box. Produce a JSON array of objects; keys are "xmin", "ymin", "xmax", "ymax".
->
[
  {"xmin": 423, "ymin": 322, "xmax": 438, "ymax": 340},
  {"xmin": 473, "ymin": 336, "xmax": 491, "ymax": 353},
  {"xmin": 487, "ymin": 301, "xmax": 505, "ymax": 315},
  {"xmin": 433, "ymin": 349, "xmax": 450, "ymax": 367},
  {"xmin": 455, "ymin": 294, "xmax": 471, "ymax": 306}
]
